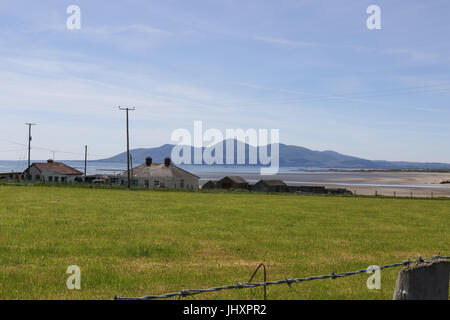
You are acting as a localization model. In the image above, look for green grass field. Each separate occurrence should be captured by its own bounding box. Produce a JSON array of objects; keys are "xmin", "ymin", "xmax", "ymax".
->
[{"xmin": 0, "ymin": 185, "xmax": 448, "ymax": 300}]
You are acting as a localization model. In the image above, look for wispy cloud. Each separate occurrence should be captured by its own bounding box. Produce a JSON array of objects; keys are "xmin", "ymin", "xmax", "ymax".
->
[
  {"xmin": 83, "ymin": 24, "xmax": 167, "ymax": 36},
  {"xmin": 254, "ymin": 36, "xmax": 320, "ymax": 47},
  {"xmin": 382, "ymin": 48, "xmax": 440, "ymax": 63}
]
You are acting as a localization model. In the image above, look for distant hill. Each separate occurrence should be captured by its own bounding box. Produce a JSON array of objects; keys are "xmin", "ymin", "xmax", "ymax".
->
[{"xmin": 96, "ymin": 140, "xmax": 450, "ymax": 170}]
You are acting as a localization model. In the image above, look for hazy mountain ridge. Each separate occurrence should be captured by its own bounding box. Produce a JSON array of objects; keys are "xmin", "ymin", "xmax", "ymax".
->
[{"xmin": 96, "ymin": 140, "xmax": 450, "ymax": 170}]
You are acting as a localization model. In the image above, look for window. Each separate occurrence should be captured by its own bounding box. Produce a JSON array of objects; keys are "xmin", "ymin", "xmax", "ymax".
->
[
  {"xmin": 154, "ymin": 180, "xmax": 160, "ymax": 187},
  {"xmin": 35, "ymin": 175, "xmax": 41, "ymax": 180},
  {"xmin": 55, "ymin": 177, "xmax": 59, "ymax": 183},
  {"xmin": 48, "ymin": 176, "xmax": 53, "ymax": 182},
  {"xmin": 61, "ymin": 177, "xmax": 66, "ymax": 183},
  {"xmin": 144, "ymin": 180, "xmax": 149, "ymax": 188},
  {"xmin": 180, "ymin": 180, "xmax": 184, "ymax": 188}
]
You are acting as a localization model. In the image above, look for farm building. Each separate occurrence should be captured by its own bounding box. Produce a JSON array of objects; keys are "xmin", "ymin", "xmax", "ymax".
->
[
  {"xmin": 215, "ymin": 176, "xmax": 248, "ymax": 190},
  {"xmin": 327, "ymin": 188, "xmax": 353, "ymax": 195},
  {"xmin": 23, "ymin": 160, "xmax": 83, "ymax": 183},
  {"xmin": 114, "ymin": 157, "xmax": 199, "ymax": 190},
  {"xmin": 288, "ymin": 185, "xmax": 328, "ymax": 194},
  {"xmin": 201, "ymin": 180, "xmax": 217, "ymax": 190},
  {"xmin": 252, "ymin": 179, "xmax": 288, "ymax": 193},
  {"xmin": 0, "ymin": 172, "xmax": 24, "ymax": 181}
]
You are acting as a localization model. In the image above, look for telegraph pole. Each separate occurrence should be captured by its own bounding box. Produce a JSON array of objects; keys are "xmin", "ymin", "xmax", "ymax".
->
[
  {"xmin": 130, "ymin": 154, "xmax": 134, "ymax": 180},
  {"xmin": 84, "ymin": 145, "xmax": 88, "ymax": 177},
  {"xmin": 25, "ymin": 123, "xmax": 36, "ymax": 177},
  {"xmin": 118, "ymin": 107, "xmax": 135, "ymax": 189}
]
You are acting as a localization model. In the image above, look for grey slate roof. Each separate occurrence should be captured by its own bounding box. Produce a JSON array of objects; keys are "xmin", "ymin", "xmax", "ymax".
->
[{"xmin": 119, "ymin": 163, "xmax": 200, "ymax": 179}]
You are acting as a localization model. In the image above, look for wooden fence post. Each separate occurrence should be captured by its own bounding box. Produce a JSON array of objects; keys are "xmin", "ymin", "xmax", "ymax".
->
[{"xmin": 393, "ymin": 258, "xmax": 450, "ymax": 300}]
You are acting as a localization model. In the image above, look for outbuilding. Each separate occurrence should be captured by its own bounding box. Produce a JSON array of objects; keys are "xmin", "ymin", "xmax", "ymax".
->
[
  {"xmin": 201, "ymin": 180, "xmax": 217, "ymax": 190},
  {"xmin": 289, "ymin": 185, "xmax": 328, "ymax": 194},
  {"xmin": 216, "ymin": 176, "xmax": 248, "ymax": 190},
  {"xmin": 252, "ymin": 179, "xmax": 288, "ymax": 193}
]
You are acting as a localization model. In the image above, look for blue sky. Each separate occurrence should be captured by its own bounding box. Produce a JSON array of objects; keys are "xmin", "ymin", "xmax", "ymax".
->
[{"xmin": 0, "ymin": 0, "xmax": 449, "ymax": 162}]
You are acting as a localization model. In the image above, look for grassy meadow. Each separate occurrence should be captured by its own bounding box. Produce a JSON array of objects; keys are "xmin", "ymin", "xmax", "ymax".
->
[{"xmin": 0, "ymin": 184, "xmax": 448, "ymax": 300}]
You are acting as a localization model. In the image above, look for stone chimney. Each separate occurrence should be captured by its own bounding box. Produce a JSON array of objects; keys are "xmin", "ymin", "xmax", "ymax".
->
[
  {"xmin": 164, "ymin": 157, "xmax": 171, "ymax": 167},
  {"xmin": 145, "ymin": 157, "xmax": 152, "ymax": 166}
]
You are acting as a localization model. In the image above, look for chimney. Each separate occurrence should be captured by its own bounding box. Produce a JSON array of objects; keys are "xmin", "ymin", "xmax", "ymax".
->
[
  {"xmin": 145, "ymin": 157, "xmax": 152, "ymax": 166},
  {"xmin": 47, "ymin": 159, "xmax": 54, "ymax": 163},
  {"xmin": 164, "ymin": 157, "xmax": 171, "ymax": 167}
]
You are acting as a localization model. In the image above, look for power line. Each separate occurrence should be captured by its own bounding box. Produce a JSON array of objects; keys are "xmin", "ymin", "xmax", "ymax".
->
[
  {"xmin": 208, "ymin": 82, "xmax": 450, "ymax": 108},
  {"xmin": 0, "ymin": 138, "xmax": 111, "ymax": 158}
]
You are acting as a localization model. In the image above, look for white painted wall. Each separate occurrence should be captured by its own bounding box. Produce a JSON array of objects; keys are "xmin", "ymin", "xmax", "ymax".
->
[{"xmin": 109, "ymin": 176, "xmax": 199, "ymax": 190}]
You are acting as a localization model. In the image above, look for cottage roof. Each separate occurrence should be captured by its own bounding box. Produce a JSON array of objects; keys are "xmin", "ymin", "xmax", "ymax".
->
[
  {"xmin": 119, "ymin": 163, "xmax": 200, "ymax": 180},
  {"xmin": 26, "ymin": 162, "xmax": 82, "ymax": 175}
]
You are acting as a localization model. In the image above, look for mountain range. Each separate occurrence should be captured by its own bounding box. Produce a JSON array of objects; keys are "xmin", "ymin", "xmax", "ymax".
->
[{"xmin": 96, "ymin": 140, "xmax": 450, "ymax": 170}]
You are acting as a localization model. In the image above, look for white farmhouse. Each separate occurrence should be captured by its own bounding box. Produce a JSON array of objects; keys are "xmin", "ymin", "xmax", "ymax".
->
[
  {"xmin": 23, "ymin": 160, "xmax": 83, "ymax": 183},
  {"xmin": 112, "ymin": 157, "xmax": 199, "ymax": 190}
]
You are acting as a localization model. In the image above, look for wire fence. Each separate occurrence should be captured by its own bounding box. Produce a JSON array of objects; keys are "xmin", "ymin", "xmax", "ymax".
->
[{"xmin": 113, "ymin": 255, "xmax": 449, "ymax": 300}]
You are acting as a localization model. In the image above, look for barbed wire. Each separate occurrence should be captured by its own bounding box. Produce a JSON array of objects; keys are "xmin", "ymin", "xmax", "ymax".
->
[{"xmin": 113, "ymin": 255, "xmax": 449, "ymax": 300}]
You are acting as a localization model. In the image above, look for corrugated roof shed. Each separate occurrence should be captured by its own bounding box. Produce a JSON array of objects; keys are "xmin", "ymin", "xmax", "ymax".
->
[
  {"xmin": 258, "ymin": 179, "xmax": 287, "ymax": 186},
  {"xmin": 218, "ymin": 176, "xmax": 248, "ymax": 184}
]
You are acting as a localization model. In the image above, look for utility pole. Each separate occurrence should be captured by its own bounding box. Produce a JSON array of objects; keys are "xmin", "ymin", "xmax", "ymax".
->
[
  {"xmin": 118, "ymin": 106, "xmax": 135, "ymax": 189},
  {"xmin": 84, "ymin": 145, "xmax": 88, "ymax": 177},
  {"xmin": 130, "ymin": 154, "xmax": 134, "ymax": 181},
  {"xmin": 25, "ymin": 123, "xmax": 36, "ymax": 178}
]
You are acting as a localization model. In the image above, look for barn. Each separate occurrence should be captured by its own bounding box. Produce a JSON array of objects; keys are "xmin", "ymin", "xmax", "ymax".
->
[
  {"xmin": 216, "ymin": 176, "xmax": 249, "ymax": 190},
  {"xmin": 201, "ymin": 180, "xmax": 217, "ymax": 190},
  {"xmin": 289, "ymin": 185, "xmax": 328, "ymax": 194},
  {"xmin": 252, "ymin": 179, "xmax": 288, "ymax": 193}
]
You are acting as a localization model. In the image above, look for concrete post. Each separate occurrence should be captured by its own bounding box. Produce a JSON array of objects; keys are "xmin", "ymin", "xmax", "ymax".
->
[{"xmin": 393, "ymin": 258, "xmax": 449, "ymax": 300}]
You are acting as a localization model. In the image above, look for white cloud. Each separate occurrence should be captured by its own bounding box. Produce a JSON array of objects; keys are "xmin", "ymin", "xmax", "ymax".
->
[
  {"xmin": 381, "ymin": 48, "xmax": 440, "ymax": 63},
  {"xmin": 254, "ymin": 36, "xmax": 320, "ymax": 47}
]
